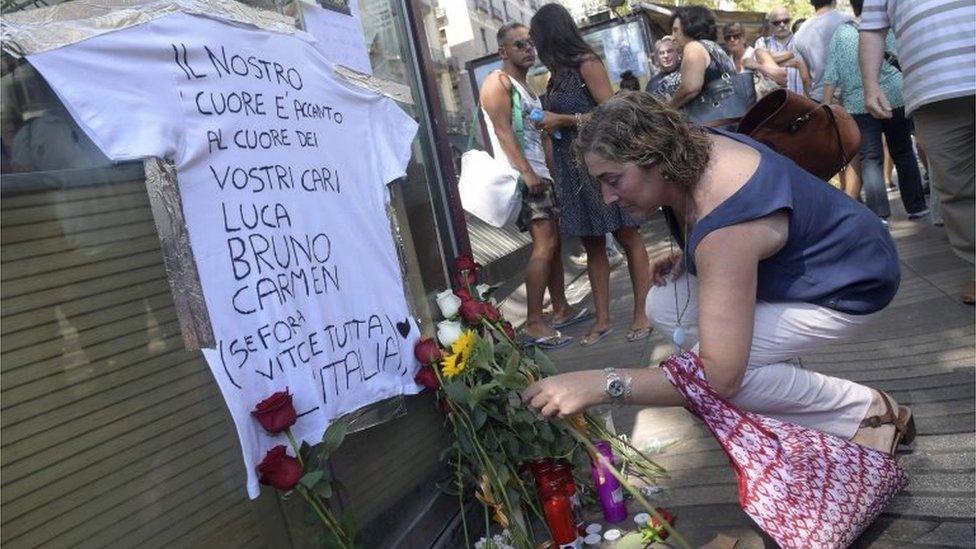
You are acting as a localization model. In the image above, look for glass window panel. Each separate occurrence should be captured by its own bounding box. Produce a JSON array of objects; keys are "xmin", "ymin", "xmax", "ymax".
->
[{"xmin": 0, "ymin": 0, "xmax": 453, "ymax": 546}]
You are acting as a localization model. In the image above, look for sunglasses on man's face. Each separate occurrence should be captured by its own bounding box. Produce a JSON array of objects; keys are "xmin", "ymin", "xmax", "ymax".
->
[
  {"xmin": 512, "ymin": 38, "xmax": 534, "ymax": 50},
  {"xmin": 725, "ymin": 33, "xmax": 743, "ymax": 41},
  {"xmin": 771, "ymin": 18, "xmax": 791, "ymax": 27}
]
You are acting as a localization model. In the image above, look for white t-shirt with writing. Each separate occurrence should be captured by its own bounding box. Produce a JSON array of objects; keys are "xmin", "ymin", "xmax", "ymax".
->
[{"xmin": 27, "ymin": 12, "xmax": 422, "ymax": 498}]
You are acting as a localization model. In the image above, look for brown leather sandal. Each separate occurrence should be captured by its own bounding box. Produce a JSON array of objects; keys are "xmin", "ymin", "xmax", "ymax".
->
[{"xmin": 860, "ymin": 390, "xmax": 916, "ymax": 456}]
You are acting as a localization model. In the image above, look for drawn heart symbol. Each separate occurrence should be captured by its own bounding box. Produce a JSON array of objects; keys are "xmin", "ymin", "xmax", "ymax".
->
[{"xmin": 396, "ymin": 318, "xmax": 412, "ymax": 339}]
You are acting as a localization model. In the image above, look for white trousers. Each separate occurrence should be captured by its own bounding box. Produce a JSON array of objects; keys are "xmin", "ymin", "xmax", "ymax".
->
[{"xmin": 648, "ymin": 274, "xmax": 875, "ymax": 439}]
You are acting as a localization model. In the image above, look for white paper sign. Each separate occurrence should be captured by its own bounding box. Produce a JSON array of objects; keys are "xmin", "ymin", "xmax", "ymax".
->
[
  {"xmin": 26, "ymin": 12, "xmax": 422, "ymax": 498},
  {"xmin": 301, "ymin": 0, "xmax": 373, "ymax": 75}
]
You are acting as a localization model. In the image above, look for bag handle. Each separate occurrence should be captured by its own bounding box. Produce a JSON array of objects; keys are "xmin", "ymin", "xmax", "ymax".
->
[
  {"xmin": 786, "ymin": 103, "xmax": 853, "ymax": 175},
  {"xmin": 661, "ymin": 352, "xmax": 782, "ymax": 444},
  {"xmin": 470, "ymin": 72, "xmax": 526, "ymax": 151},
  {"xmin": 508, "ymin": 78, "xmax": 525, "ymax": 151},
  {"xmin": 499, "ymin": 72, "xmax": 527, "ymax": 193}
]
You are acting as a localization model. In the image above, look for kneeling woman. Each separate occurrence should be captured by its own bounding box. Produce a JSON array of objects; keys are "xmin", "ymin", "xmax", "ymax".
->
[{"xmin": 523, "ymin": 92, "xmax": 913, "ymax": 454}]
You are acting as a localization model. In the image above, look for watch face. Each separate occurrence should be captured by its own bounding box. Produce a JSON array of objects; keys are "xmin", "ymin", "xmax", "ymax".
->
[{"xmin": 607, "ymin": 379, "xmax": 625, "ymax": 398}]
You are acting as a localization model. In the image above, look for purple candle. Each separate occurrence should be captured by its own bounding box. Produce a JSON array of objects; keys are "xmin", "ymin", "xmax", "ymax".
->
[{"xmin": 590, "ymin": 440, "xmax": 627, "ymax": 523}]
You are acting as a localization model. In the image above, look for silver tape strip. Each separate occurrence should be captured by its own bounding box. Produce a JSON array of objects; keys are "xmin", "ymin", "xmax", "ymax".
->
[
  {"xmin": 1, "ymin": 0, "xmax": 414, "ymax": 105},
  {"xmin": 144, "ymin": 157, "xmax": 216, "ymax": 350},
  {"xmin": 334, "ymin": 64, "xmax": 415, "ymax": 105},
  {"xmin": 1, "ymin": 0, "xmax": 297, "ymax": 57}
]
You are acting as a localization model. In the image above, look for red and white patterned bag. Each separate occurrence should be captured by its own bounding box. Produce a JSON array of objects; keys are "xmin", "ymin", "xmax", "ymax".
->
[{"xmin": 660, "ymin": 352, "xmax": 908, "ymax": 548}]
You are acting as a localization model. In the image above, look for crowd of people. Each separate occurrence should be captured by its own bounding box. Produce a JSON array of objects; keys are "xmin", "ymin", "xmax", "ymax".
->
[
  {"xmin": 477, "ymin": 0, "xmax": 973, "ymax": 460},
  {"xmin": 645, "ymin": 1, "xmax": 973, "ymax": 246}
]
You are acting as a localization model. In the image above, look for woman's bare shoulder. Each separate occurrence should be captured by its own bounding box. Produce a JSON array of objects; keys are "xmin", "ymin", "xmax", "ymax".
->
[{"xmin": 699, "ymin": 134, "xmax": 762, "ymax": 209}]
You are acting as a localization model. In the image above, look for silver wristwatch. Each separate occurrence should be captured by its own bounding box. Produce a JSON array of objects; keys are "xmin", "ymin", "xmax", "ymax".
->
[{"xmin": 604, "ymin": 367, "xmax": 625, "ymax": 401}]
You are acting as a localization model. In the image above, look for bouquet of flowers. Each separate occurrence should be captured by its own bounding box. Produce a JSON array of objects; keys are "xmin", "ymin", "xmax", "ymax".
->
[{"xmin": 414, "ymin": 254, "xmax": 674, "ymax": 547}]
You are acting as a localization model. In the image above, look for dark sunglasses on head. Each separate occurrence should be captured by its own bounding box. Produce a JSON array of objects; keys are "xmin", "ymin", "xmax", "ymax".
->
[
  {"xmin": 771, "ymin": 18, "xmax": 791, "ymax": 26},
  {"xmin": 513, "ymin": 38, "xmax": 534, "ymax": 50}
]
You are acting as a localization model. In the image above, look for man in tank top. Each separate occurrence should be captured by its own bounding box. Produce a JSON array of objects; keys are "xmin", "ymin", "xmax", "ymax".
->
[{"xmin": 479, "ymin": 22, "xmax": 583, "ymax": 348}]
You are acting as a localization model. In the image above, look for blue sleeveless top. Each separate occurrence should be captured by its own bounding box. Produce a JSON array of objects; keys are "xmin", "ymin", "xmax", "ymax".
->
[{"xmin": 664, "ymin": 128, "xmax": 899, "ymax": 315}]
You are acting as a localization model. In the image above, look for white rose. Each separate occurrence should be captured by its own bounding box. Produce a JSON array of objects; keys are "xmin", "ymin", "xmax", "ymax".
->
[
  {"xmin": 437, "ymin": 320, "xmax": 463, "ymax": 347},
  {"xmin": 476, "ymin": 283, "xmax": 491, "ymax": 300},
  {"xmin": 435, "ymin": 289, "xmax": 462, "ymax": 318}
]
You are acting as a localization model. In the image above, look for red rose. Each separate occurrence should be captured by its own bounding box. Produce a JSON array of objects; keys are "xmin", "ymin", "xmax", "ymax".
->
[
  {"xmin": 651, "ymin": 507, "xmax": 676, "ymax": 539},
  {"xmin": 454, "ymin": 288, "xmax": 474, "ymax": 302},
  {"xmin": 251, "ymin": 390, "xmax": 297, "ymax": 434},
  {"xmin": 502, "ymin": 322, "xmax": 517, "ymax": 341},
  {"xmin": 654, "ymin": 507, "xmax": 675, "ymax": 524},
  {"xmin": 456, "ymin": 271, "xmax": 478, "ymax": 288},
  {"xmin": 257, "ymin": 445, "xmax": 303, "ymax": 491},
  {"xmin": 413, "ymin": 337, "xmax": 442, "ymax": 365},
  {"xmin": 459, "ymin": 299, "xmax": 487, "ymax": 323},
  {"xmin": 414, "ymin": 364, "xmax": 440, "ymax": 391},
  {"xmin": 483, "ymin": 303, "xmax": 502, "ymax": 322},
  {"xmin": 455, "ymin": 254, "xmax": 480, "ymax": 273}
]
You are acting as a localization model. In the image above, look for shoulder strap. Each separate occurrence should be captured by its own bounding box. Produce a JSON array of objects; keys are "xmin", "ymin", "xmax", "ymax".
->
[
  {"xmin": 494, "ymin": 71, "xmax": 528, "ymax": 193},
  {"xmin": 496, "ymin": 71, "xmax": 526, "ymax": 151},
  {"xmin": 510, "ymin": 82, "xmax": 525, "ymax": 151}
]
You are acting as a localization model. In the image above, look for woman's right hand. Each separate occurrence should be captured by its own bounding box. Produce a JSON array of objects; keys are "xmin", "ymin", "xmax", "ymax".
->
[{"xmin": 650, "ymin": 250, "xmax": 684, "ymax": 287}]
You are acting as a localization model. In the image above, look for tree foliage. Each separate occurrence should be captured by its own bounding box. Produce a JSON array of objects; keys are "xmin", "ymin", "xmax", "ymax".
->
[{"xmin": 673, "ymin": 0, "xmax": 815, "ymax": 18}]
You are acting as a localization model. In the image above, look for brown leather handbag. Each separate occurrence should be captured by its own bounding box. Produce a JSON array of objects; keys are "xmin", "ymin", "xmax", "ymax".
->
[{"xmin": 736, "ymin": 89, "xmax": 861, "ymax": 181}]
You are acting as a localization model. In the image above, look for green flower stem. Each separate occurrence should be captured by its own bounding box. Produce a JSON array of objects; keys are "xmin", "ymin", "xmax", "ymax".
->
[
  {"xmin": 457, "ymin": 447, "xmax": 470, "ymax": 548},
  {"xmin": 585, "ymin": 418, "xmax": 668, "ymax": 479},
  {"xmin": 297, "ymin": 485, "xmax": 353, "ymax": 549},
  {"xmin": 448, "ymin": 404, "xmax": 531, "ymax": 547},
  {"xmin": 285, "ymin": 429, "xmax": 305, "ymax": 469},
  {"xmin": 486, "ymin": 426, "xmax": 546, "ymax": 527},
  {"xmin": 481, "ymin": 318, "xmax": 514, "ymax": 345},
  {"xmin": 560, "ymin": 421, "xmax": 690, "ymax": 549},
  {"xmin": 285, "ymin": 429, "xmax": 353, "ymax": 548}
]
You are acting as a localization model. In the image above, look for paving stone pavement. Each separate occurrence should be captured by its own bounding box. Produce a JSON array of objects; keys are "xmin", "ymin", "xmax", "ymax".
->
[{"xmin": 509, "ymin": 210, "xmax": 975, "ymax": 548}]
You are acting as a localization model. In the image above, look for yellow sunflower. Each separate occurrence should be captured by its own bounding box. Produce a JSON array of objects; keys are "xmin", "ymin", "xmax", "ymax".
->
[
  {"xmin": 441, "ymin": 329, "xmax": 476, "ymax": 379},
  {"xmin": 441, "ymin": 352, "xmax": 462, "ymax": 379}
]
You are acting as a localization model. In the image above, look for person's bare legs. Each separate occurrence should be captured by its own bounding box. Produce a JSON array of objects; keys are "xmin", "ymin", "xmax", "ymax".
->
[
  {"xmin": 523, "ymin": 218, "xmax": 560, "ymax": 339},
  {"xmin": 580, "ymin": 235, "xmax": 612, "ymax": 343},
  {"xmin": 612, "ymin": 226, "xmax": 651, "ymax": 335},
  {"xmin": 546, "ymin": 229, "xmax": 579, "ymax": 322}
]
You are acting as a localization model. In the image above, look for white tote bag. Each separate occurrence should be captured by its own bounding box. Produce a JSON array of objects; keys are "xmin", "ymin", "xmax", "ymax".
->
[
  {"xmin": 457, "ymin": 150, "xmax": 521, "ymax": 227},
  {"xmin": 457, "ymin": 85, "xmax": 525, "ymax": 228}
]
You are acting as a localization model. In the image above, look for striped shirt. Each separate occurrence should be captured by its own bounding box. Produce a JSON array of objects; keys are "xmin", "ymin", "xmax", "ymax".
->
[{"xmin": 860, "ymin": 0, "xmax": 976, "ymax": 115}]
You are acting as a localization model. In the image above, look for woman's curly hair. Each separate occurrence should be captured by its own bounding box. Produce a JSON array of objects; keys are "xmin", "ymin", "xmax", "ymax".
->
[{"xmin": 574, "ymin": 91, "xmax": 712, "ymax": 193}]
